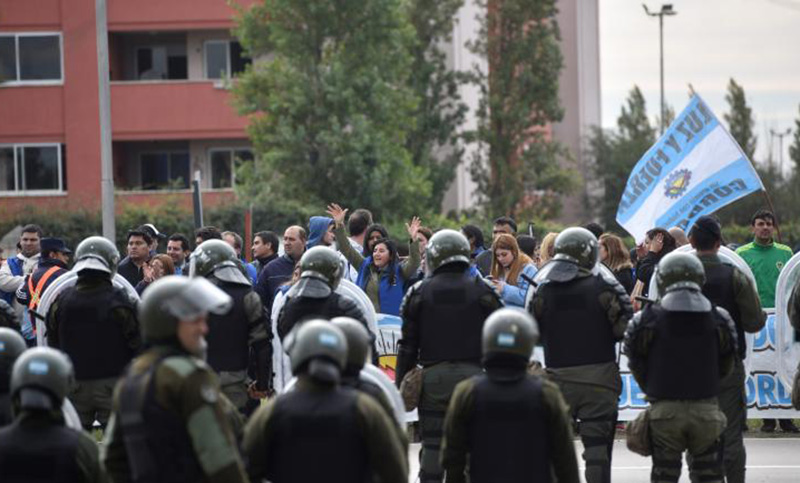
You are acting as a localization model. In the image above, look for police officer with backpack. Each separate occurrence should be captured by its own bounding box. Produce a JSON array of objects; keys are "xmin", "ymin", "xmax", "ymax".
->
[
  {"xmin": 189, "ymin": 239, "xmax": 273, "ymax": 412},
  {"xmin": 0, "ymin": 347, "xmax": 106, "ymax": 483},
  {"xmin": 441, "ymin": 308, "xmax": 580, "ymax": 483},
  {"xmin": 625, "ymin": 252, "xmax": 737, "ymax": 483}
]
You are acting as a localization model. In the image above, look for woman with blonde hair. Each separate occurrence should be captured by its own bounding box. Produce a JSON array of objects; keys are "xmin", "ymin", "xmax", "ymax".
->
[
  {"xmin": 537, "ymin": 232, "xmax": 559, "ymax": 268},
  {"xmin": 599, "ymin": 233, "xmax": 634, "ymax": 294},
  {"xmin": 489, "ymin": 234, "xmax": 537, "ymax": 307}
]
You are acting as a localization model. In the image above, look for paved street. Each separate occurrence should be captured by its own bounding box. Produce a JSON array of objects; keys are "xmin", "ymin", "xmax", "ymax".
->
[{"xmin": 408, "ymin": 438, "xmax": 800, "ymax": 482}]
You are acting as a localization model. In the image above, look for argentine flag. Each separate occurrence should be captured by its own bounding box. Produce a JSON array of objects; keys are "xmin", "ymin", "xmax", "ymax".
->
[{"xmin": 616, "ymin": 95, "xmax": 764, "ymax": 242}]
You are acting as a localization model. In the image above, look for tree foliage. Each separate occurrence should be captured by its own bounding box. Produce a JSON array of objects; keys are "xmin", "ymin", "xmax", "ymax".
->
[
  {"xmin": 233, "ymin": 0, "xmax": 432, "ymax": 220},
  {"xmin": 468, "ymin": 0, "xmax": 574, "ymax": 220},
  {"xmin": 723, "ymin": 78, "xmax": 757, "ymax": 160},
  {"xmin": 585, "ymin": 86, "xmax": 656, "ymax": 229}
]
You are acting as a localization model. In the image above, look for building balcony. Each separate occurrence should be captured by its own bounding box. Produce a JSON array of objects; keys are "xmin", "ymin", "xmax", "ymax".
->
[{"xmin": 110, "ymin": 80, "xmax": 248, "ymax": 141}]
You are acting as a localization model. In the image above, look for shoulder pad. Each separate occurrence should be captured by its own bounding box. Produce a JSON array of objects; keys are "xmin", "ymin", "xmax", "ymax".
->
[
  {"xmin": 161, "ymin": 356, "xmax": 206, "ymax": 378},
  {"xmin": 400, "ymin": 281, "xmax": 425, "ymax": 319}
]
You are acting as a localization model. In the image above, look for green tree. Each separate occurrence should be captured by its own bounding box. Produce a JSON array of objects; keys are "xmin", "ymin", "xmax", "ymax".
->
[
  {"xmin": 586, "ymin": 86, "xmax": 656, "ymax": 228},
  {"xmin": 233, "ymin": 0, "xmax": 431, "ymax": 220},
  {"xmin": 468, "ymin": 0, "xmax": 574, "ymax": 220},
  {"xmin": 723, "ymin": 78, "xmax": 757, "ymax": 160},
  {"xmin": 405, "ymin": 0, "xmax": 468, "ymax": 211}
]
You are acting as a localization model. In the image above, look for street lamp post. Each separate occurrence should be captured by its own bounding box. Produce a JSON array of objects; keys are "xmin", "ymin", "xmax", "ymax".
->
[
  {"xmin": 770, "ymin": 128, "xmax": 792, "ymax": 174},
  {"xmin": 643, "ymin": 4, "xmax": 677, "ymax": 135}
]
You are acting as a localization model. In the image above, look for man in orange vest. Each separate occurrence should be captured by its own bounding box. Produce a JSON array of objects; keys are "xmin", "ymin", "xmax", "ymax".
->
[{"xmin": 16, "ymin": 238, "xmax": 71, "ymax": 341}]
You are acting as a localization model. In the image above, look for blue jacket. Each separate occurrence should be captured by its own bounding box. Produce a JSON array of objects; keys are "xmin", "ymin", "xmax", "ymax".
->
[
  {"xmin": 0, "ymin": 257, "xmax": 22, "ymax": 305},
  {"xmin": 498, "ymin": 263, "xmax": 538, "ymax": 307},
  {"xmin": 255, "ymin": 254, "xmax": 298, "ymax": 312},
  {"xmin": 355, "ymin": 258, "xmax": 405, "ymax": 316},
  {"xmin": 306, "ymin": 216, "xmax": 334, "ymax": 250}
]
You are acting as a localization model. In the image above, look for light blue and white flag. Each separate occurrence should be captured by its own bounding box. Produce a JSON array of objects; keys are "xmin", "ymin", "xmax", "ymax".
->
[{"xmin": 616, "ymin": 95, "xmax": 764, "ymax": 242}]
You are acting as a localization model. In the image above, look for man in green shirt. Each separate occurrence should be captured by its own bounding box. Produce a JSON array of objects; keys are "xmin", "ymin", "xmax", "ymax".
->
[{"xmin": 735, "ymin": 209, "xmax": 798, "ymax": 433}]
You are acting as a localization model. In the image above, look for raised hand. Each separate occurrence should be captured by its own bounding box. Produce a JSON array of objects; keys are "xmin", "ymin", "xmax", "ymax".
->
[
  {"xmin": 406, "ymin": 216, "xmax": 421, "ymax": 240},
  {"xmin": 326, "ymin": 203, "xmax": 348, "ymax": 227}
]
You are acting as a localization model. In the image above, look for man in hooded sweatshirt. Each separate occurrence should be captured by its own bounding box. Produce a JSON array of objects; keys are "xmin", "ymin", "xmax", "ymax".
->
[{"xmin": 307, "ymin": 216, "xmax": 357, "ymax": 282}]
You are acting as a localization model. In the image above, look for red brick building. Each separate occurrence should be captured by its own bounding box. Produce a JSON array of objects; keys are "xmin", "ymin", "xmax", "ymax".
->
[{"xmin": 0, "ymin": 0, "xmax": 257, "ymax": 217}]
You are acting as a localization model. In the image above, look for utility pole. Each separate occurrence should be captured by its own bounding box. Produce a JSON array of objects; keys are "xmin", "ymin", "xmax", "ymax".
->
[
  {"xmin": 643, "ymin": 4, "xmax": 677, "ymax": 135},
  {"xmin": 96, "ymin": 0, "xmax": 115, "ymax": 241},
  {"xmin": 770, "ymin": 128, "xmax": 792, "ymax": 174}
]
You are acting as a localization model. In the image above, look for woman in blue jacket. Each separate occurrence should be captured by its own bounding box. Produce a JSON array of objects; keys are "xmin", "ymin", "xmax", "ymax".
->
[
  {"xmin": 327, "ymin": 203, "xmax": 421, "ymax": 316},
  {"xmin": 488, "ymin": 233, "xmax": 537, "ymax": 307}
]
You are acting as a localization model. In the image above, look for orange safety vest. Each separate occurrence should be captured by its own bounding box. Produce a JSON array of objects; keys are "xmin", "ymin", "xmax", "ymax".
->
[{"xmin": 28, "ymin": 265, "xmax": 61, "ymax": 312}]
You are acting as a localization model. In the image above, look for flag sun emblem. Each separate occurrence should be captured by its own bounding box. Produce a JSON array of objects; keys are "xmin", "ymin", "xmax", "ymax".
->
[{"xmin": 664, "ymin": 169, "xmax": 692, "ymax": 199}]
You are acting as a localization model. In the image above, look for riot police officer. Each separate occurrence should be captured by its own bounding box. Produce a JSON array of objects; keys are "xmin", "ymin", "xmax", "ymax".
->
[
  {"xmin": 441, "ymin": 308, "xmax": 580, "ymax": 483},
  {"xmin": 527, "ymin": 227, "xmax": 632, "ymax": 483},
  {"xmin": 624, "ymin": 252, "xmax": 737, "ymax": 483},
  {"xmin": 189, "ymin": 239, "xmax": 273, "ymax": 412},
  {"xmin": 0, "ymin": 327, "xmax": 27, "ymax": 426},
  {"xmin": 0, "ymin": 347, "xmax": 106, "ymax": 482},
  {"xmin": 689, "ymin": 215, "xmax": 765, "ymax": 482},
  {"xmin": 243, "ymin": 319, "xmax": 407, "ymax": 483},
  {"xmin": 277, "ymin": 246, "xmax": 368, "ymax": 340},
  {"xmin": 102, "ymin": 276, "xmax": 249, "ymax": 483},
  {"xmin": 396, "ymin": 229, "xmax": 503, "ymax": 483},
  {"xmin": 46, "ymin": 236, "xmax": 140, "ymax": 430}
]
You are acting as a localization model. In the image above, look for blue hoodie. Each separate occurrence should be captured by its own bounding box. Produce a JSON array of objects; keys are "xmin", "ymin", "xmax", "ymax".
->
[{"xmin": 306, "ymin": 216, "xmax": 334, "ymax": 250}]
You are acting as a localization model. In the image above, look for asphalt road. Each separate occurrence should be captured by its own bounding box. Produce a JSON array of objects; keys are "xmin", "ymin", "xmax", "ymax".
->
[{"xmin": 408, "ymin": 438, "xmax": 800, "ymax": 482}]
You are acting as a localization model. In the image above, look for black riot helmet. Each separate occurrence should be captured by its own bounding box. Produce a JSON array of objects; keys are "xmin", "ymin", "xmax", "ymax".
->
[
  {"xmin": 138, "ymin": 276, "xmax": 232, "ymax": 345},
  {"xmin": 190, "ymin": 239, "xmax": 251, "ymax": 285},
  {"xmin": 10, "ymin": 347, "xmax": 74, "ymax": 411},
  {"xmin": 426, "ymin": 229, "xmax": 471, "ymax": 273},
  {"xmin": 288, "ymin": 319, "xmax": 348, "ymax": 384},
  {"xmin": 0, "ymin": 328, "xmax": 27, "ymax": 392},
  {"xmin": 553, "ymin": 227, "xmax": 599, "ymax": 269},
  {"xmin": 656, "ymin": 252, "xmax": 705, "ymax": 294},
  {"xmin": 300, "ymin": 247, "xmax": 343, "ymax": 289},
  {"xmin": 482, "ymin": 308, "xmax": 539, "ymax": 362},
  {"xmin": 330, "ymin": 317, "xmax": 371, "ymax": 374},
  {"xmin": 73, "ymin": 236, "xmax": 121, "ymax": 276}
]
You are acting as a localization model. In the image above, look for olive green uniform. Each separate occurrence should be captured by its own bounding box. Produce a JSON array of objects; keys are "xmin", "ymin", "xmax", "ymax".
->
[
  {"xmin": 697, "ymin": 253, "xmax": 765, "ymax": 483},
  {"xmin": 47, "ymin": 277, "xmax": 140, "ymax": 429},
  {"xmin": 442, "ymin": 376, "xmax": 580, "ymax": 483},
  {"xmin": 102, "ymin": 347, "xmax": 248, "ymax": 483},
  {"xmin": 530, "ymin": 272, "xmax": 631, "ymax": 483},
  {"xmin": 243, "ymin": 376, "xmax": 408, "ymax": 483}
]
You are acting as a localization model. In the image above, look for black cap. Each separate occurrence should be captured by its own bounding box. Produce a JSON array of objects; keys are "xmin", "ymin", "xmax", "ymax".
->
[
  {"xmin": 40, "ymin": 238, "xmax": 72, "ymax": 255},
  {"xmin": 690, "ymin": 215, "xmax": 721, "ymax": 241}
]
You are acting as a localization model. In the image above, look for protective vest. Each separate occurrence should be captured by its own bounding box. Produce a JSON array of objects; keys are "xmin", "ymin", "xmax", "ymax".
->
[
  {"xmin": 28, "ymin": 266, "xmax": 61, "ymax": 311},
  {"xmin": 56, "ymin": 284, "xmax": 136, "ymax": 380},
  {"xmin": 356, "ymin": 258, "xmax": 405, "ymax": 315},
  {"xmin": 119, "ymin": 356, "xmax": 203, "ymax": 483},
  {"xmin": 469, "ymin": 375, "xmax": 550, "ymax": 483},
  {"xmin": 538, "ymin": 275, "xmax": 616, "ymax": 368},
  {"xmin": 643, "ymin": 305, "xmax": 721, "ymax": 399},
  {"xmin": 702, "ymin": 263, "xmax": 746, "ymax": 359},
  {"xmin": 207, "ymin": 283, "xmax": 251, "ymax": 373},
  {"xmin": 278, "ymin": 292, "xmax": 361, "ymax": 341},
  {"xmin": 267, "ymin": 386, "xmax": 369, "ymax": 483},
  {"xmin": 418, "ymin": 272, "xmax": 493, "ymax": 364},
  {"xmin": 343, "ymin": 375, "xmax": 395, "ymax": 422},
  {"xmin": 0, "ymin": 393, "xmax": 11, "ymax": 427},
  {"xmin": 0, "ymin": 257, "xmax": 22, "ymax": 305},
  {"xmin": 0, "ymin": 416, "xmax": 82, "ymax": 483}
]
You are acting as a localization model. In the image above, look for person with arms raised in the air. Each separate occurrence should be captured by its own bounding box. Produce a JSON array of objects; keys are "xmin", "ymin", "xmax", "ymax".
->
[{"xmin": 327, "ymin": 203, "xmax": 421, "ymax": 316}]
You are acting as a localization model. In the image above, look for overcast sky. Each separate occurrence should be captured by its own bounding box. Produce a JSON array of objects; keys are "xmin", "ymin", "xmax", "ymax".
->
[{"xmin": 599, "ymin": 0, "xmax": 800, "ymax": 170}]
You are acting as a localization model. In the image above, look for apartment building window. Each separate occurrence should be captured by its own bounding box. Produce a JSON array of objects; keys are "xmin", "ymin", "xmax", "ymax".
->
[
  {"xmin": 140, "ymin": 152, "xmax": 190, "ymax": 190},
  {"xmin": 0, "ymin": 33, "xmax": 62, "ymax": 84},
  {"xmin": 209, "ymin": 148, "xmax": 253, "ymax": 189},
  {"xmin": 0, "ymin": 144, "xmax": 64, "ymax": 193},
  {"xmin": 204, "ymin": 40, "xmax": 251, "ymax": 79},
  {"xmin": 135, "ymin": 45, "xmax": 187, "ymax": 80}
]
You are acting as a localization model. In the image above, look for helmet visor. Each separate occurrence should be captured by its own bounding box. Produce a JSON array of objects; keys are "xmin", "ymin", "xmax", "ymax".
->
[{"xmin": 166, "ymin": 278, "xmax": 233, "ymax": 321}]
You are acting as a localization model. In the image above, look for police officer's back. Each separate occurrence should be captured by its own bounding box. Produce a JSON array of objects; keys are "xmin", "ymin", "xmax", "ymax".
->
[
  {"xmin": 190, "ymin": 240, "xmax": 273, "ymax": 411},
  {"xmin": 624, "ymin": 252, "xmax": 737, "ymax": 483},
  {"xmin": 46, "ymin": 236, "xmax": 140, "ymax": 430},
  {"xmin": 528, "ymin": 227, "xmax": 632, "ymax": 483},
  {"xmin": 102, "ymin": 276, "xmax": 248, "ymax": 483},
  {"xmin": 442, "ymin": 309, "xmax": 579, "ymax": 483},
  {"xmin": 0, "ymin": 347, "xmax": 106, "ymax": 483},
  {"xmin": 243, "ymin": 320, "xmax": 407, "ymax": 483},
  {"xmin": 277, "ymin": 246, "xmax": 367, "ymax": 340},
  {"xmin": 396, "ymin": 230, "xmax": 503, "ymax": 483},
  {"xmin": 0, "ymin": 328, "xmax": 27, "ymax": 426}
]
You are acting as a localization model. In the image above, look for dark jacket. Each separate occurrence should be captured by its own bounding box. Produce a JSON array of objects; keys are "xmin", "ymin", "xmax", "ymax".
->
[
  {"xmin": 635, "ymin": 252, "xmax": 661, "ymax": 297},
  {"xmin": 255, "ymin": 254, "xmax": 298, "ymax": 312},
  {"xmin": 16, "ymin": 257, "xmax": 69, "ymax": 308},
  {"xmin": 118, "ymin": 257, "xmax": 146, "ymax": 287},
  {"xmin": 610, "ymin": 266, "xmax": 635, "ymax": 294},
  {"xmin": 475, "ymin": 249, "xmax": 493, "ymax": 277}
]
